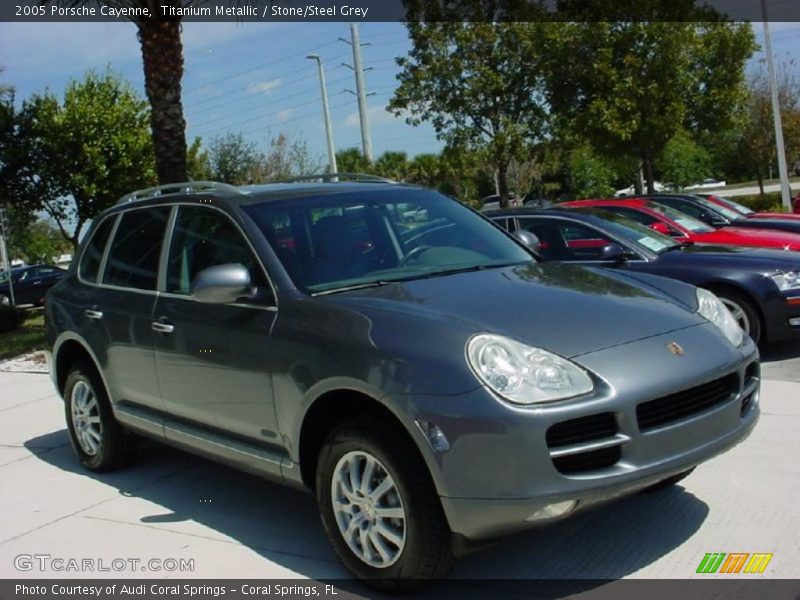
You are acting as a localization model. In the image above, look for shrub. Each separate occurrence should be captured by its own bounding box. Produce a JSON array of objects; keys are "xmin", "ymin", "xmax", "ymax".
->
[{"xmin": 0, "ymin": 305, "xmax": 25, "ymax": 334}]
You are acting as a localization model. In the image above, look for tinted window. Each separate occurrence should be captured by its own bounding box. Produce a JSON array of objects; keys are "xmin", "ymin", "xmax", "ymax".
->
[
  {"xmin": 79, "ymin": 216, "xmax": 115, "ymax": 283},
  {"xmin": 245, "ymin": 189, "xmax": 531, "ymax": 293},
  {"xmin": 166, "ymin": 206, "xmax": 269, "ymax": 300},
  {"xmin": 519, "ymin": 219, "xmax": 614, "ymax": 261},
  {"xmin": 103, "ymin": 208, "xmax": 170, "ymax": 290}
]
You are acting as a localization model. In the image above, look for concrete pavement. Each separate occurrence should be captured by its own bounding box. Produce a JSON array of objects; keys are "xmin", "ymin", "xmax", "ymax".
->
[{"xmin": 0, "ymin": 350, "xmax": 798, "ymax": 583}]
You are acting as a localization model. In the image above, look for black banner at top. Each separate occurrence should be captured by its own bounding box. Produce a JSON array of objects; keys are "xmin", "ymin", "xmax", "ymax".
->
[{"xmin": 1, "ymin": 0, "xmax": 797, "ymax": 23}]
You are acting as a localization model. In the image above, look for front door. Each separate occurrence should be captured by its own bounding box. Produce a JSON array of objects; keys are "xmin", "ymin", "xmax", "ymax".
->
[{"xmin": 152, "ymin": 205, "xmax": 279, "ymax": 443}]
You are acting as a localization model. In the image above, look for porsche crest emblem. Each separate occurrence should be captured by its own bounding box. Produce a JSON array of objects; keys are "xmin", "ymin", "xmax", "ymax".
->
[{"xmin": 666, "ymin": 342, "xmax": 685, "ymax": 357}]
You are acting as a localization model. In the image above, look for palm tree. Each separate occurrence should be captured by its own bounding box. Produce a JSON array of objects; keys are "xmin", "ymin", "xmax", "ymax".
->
[{"xmin": 57, "ymin": 1, "xmax": 207, "ymax": 183}]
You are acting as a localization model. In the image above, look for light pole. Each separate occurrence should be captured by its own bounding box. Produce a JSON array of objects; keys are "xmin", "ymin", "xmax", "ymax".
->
[
  {"xmin": 0, "ymin": 207, "xmax": 15, "ymax": 306},
  {"xmin": 306, "ymin": 54, "xmax": 338, "ymax": 178}
]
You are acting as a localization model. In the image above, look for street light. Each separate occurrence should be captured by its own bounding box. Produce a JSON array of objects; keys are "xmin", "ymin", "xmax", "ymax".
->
[{"xmin": 306, "ymin": 54, "xmax": 338, "ymax": 178}]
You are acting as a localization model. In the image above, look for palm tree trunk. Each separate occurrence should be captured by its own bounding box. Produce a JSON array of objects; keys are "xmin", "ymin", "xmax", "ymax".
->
[{"xmin": 137, "ymin": 20, "xmax": 188, "ymax": 184}]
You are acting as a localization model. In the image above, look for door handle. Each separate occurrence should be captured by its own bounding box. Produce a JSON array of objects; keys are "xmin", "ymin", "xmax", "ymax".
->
[
  {"xmin": 83, "ymin": 309, "xmax": 103, "ymax": 320},
  {"xmin": 151, "ymin": 320, "xmax": 175, "ymax": 334}
]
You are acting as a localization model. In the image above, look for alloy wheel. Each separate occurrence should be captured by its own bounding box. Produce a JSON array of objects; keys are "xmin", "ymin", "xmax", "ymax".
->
[{"xmin": 70, "ymin": 381, "xmax": 103, "ymax": 456}]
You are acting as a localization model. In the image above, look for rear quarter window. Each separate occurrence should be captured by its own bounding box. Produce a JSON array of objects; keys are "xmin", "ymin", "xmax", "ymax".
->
[{"xmin": 78, "ymin": 216, "xmax": 116, "ymax": 283}]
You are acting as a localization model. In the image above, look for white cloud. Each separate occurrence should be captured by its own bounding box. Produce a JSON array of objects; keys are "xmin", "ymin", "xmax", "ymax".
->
[
  {"xmin": 247, "ymin": 78, "xmax": 283, "ymax": 95},
  {"xmin": 277, "ymin": 109, "xmax": 295, "ymax": 122},
  {"xmin": 344, "ymin": 104, "xmax": 398, "ymax": 127}
]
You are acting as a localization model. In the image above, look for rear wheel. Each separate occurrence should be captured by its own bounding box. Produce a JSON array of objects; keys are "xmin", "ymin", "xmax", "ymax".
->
[
  {"xmin": 64, "ymin": 361, "xmax": 135, "ymax": 471},
  {"xmin": 713, "ymin": 290, "xmax": 761, "ymax": 345},
  {"xmin": 316, "ymin": 421, "xmax": 453, "ymax": 591}
]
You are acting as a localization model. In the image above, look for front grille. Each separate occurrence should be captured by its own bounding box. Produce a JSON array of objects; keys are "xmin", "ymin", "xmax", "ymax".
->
[
  {"xmin": 546, "ymin": 413, "xmax": 618, "ymax": 448},
  {"xmin": 553, "ymin": 446, "xmax": 621, "ymax": 474},
  {"xmin": 637, "ymin": 374, "xmax": 738, "ymax": 432}
]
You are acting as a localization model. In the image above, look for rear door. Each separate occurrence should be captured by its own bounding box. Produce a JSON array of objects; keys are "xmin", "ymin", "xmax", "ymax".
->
[
  {"xmin": 88, "ymin": 206, "xmax": 170, "ymax": 412},
  {"xmin": 152, "ymin": 205, "xmax": 279, "ymax": 443}
]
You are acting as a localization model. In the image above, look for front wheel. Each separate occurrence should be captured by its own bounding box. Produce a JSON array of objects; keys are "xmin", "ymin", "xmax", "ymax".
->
[
  {"xmin": 64, "ymin": 361, "xmax": 135, "ymax": 471},
  {"xmin": 316, "ymin": 421, "xmax": 453, "ymax": 591}
]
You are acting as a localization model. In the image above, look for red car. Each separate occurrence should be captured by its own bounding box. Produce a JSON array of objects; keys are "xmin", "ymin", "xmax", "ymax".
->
[
  {"xmin": 701, "ymin": 194, "xmax": 800, "ymax": 222},
  {"xmin": 560, "ymin": 198, "xmax": 800, "ymax": 251}
]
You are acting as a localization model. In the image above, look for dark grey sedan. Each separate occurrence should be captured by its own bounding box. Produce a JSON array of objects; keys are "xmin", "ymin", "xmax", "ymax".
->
[{"xmin": 45, "ymin": 182, "xmax": 759, "ymax": 589}]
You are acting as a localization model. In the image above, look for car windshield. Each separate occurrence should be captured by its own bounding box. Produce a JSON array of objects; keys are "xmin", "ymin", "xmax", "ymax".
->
[
  {"xmin": 710, "ymin": 195, "xmax": 753, "ymax": 215},
  {"xmin": 244, "ymin": 188, "xmax": 533, "ymax": 294},
  {"xmin": 570, "ymin": 208, "xmax": 682, "ymax": 254},
  {"xmin": 645, "ymin": 202, "xmax": 715, "ymax": 233},
  {"xmin": 691, "ymin": 196, "xmax": 742, "ymax": 221}
]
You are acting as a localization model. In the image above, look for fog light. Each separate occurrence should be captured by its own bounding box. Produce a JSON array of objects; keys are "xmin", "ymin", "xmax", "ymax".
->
[
  {"xmin": 789, "ymin": 317, "xmax": 800, "ymax": 327},
  {"xmin": 525, "ymin": 500, "xmax": 577, "ymax": 522}
]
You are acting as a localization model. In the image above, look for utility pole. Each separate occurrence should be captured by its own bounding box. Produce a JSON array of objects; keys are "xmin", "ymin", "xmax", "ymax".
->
[
  {"xmin": 340, "ymin": 23, "xmax": 374, "ymax": 162},
  {"xmin": 306, "ymin": 54, "xmax": 338, "ymax": 178},
  {"xmin": 760, "ymin": 4, "xmax": 792, "ymax": 211},
  {"xmin": 0, "ymin": 207, "xmax": 15, "ymax": 306}
]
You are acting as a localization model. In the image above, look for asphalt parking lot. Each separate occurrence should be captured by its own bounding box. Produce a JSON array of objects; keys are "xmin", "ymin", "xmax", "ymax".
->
[{"xmin": 0, "ymin": 346, "xmax": 798, "ymax": 587}]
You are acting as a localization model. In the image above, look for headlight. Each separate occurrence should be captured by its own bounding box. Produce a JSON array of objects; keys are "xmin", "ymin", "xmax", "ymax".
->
[
  {"xmin": 466, "ymin": 334, "xmax": 593, "ymax": 405},
  {"xmin": 695, "ymin": 288, "xmax": 744, "ymax": 347},
  {"xmin": 769, "ymin": 271, "xmax": 800, "ymax": 291}
]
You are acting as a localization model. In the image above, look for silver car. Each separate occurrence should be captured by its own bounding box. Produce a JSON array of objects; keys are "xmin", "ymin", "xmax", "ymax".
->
[{"xmin": 45, "ymin": 181, "xmax": 759, "ymax": 590}]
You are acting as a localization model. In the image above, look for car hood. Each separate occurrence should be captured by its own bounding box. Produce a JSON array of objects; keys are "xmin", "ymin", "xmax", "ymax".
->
[
  {"xmin": 321, "ymin": 263, "xmax": 705, "ymax": 358},
  {"xmin": 663, "ymin": 244, "xmax": 800, "ymax": 269},
  {"xmin": 693, "ymin": 226, "xmax": 800, "ymax": 249},
  {"xmin": 750, "ymin": 212, "xmax": 800, "ymax": 221}
]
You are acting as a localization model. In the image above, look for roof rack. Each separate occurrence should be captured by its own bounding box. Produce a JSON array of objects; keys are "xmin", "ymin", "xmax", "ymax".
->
[
  {"xmin": 116, "ymin": 181, "xmax": 244, "ymax": 205},
  {"xmin": 280, "ymin": 173, "xmax": 397, "ymax": 184}
]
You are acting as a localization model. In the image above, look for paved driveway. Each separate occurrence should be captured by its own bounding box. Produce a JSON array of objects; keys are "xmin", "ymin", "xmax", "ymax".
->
[{"xmin": 0, "ymin": 348, "xmax": 798, "ymax": 584}]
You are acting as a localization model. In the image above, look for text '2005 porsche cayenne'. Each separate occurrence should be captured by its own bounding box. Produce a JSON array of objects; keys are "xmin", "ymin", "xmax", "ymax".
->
[{"xmin": 45, "ymin": 181, "xmax": 759, "ymax": 589}]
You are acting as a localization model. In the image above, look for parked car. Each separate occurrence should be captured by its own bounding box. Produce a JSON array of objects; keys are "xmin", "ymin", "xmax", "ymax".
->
[
  {"xmin": 481, "ymin": 193, "xmax": 520, "ymax": 211},
  {"xmin": 699, "ymin": 194, "xmax": 800, "ymax": 233},
  {"xmin": 614, "ymin": 181, "xmax": 668, "ymax": 197},
  {"xmin": 487, "ymin": 207, "xmax": 800, "ymax": 345},
  {"xmin": 0, "ymin": 264, "xmax": 65, "ymax": 306},
  {"xmin": 46, "ymin": 181, "xmax": 759, "ymax": 589},
  {"xmin": 686, "ymin": 178, "xmax": 726, "ymax": 190},
  {"xmin": 645, "ymin": 193, "xmax": 800, "ymax": 237},
  {"xmin": 561, "ymin": 198, "xmax": 800, "ymax": 252}
]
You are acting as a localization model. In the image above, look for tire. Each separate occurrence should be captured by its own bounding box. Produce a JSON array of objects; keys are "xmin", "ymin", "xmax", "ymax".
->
[
  {"xmin": 315, "ymin": 420, "xmax": 453, "ymax": 591},
  {"xmin": 643, "ymin": 467, "xmax": 695, "ymax": 493},
  {"xmin": 713, "ymin": 290, "xmax": 762, "ymax": 345},
  {"xmin": 63, "ymin": 360, "xmax": 135, "ymax": 472}
]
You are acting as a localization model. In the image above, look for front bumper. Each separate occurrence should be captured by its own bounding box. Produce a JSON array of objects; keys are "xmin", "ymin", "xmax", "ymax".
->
[{"xmin": 393, "ymin": 323, "xmax": 759, "ymax": 541}]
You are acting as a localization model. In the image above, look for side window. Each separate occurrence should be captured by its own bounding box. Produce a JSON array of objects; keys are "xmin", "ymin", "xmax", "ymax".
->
[
  {"xmin": 166, "ymin": 206, "xmax": 270, "ymax": 302},
  {"xmin": 103, "ymin": 208, "xmax": 170, "ymax": 290},
  {"xmin": 79, "ymin": 216, "xmax": 115, "ymax": 283},
  {"xmin": 521, "ymin": 219, "xmax": 613, "ymax": 261}
]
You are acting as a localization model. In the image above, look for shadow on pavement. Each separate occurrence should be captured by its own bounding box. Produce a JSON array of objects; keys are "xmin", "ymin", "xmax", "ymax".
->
[{"xmin": 25, "ymin": 429, "xmax": 709, "ymax": 595}]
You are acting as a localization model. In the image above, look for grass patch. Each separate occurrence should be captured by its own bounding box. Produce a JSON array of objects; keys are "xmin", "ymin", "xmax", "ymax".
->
[
  {"xmin": 731, "ymin": 191, "xmax": 800, "ymax": 213},
  {"xmin": 0, "ymin": 311, "xmax": 46, "ymax": 361}
]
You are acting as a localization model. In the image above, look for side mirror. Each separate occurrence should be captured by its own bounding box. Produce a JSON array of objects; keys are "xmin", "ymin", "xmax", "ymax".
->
[
  {"xmin": 192, "ymin": 264, "xmax": 252, "ymax": 304},
  {"xmin": 649, "ymin": 222, "xmax": 672, "ymax": 235},
  {"xmin": 514, "ymin": 230, "xmax": 541, "ymax": 254},
  {"xmin": 600, "ymin": 243, "xmax": 628, "ymax": 262}
]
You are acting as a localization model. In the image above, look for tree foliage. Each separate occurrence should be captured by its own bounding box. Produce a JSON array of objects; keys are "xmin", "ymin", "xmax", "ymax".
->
[
  {"xmin": 8, "ymin": 69, "xmax": 155, "ymax": 249},
  {"xmin": 389, "ymin": 19, "xmax": 550, "ymax": 206},
  {"xmin": 656, "ymin": 129, "xmax": 712, "ymax": 190},
  {"xmin": 541, "ymin": 21, "xmax": 756, "ymax": 192},
  {"xmin": 569, "ymin": 146, "xmax": 616, "ymax": 199},
  {"xmin": 9, "ymin": 220, "xmax": 72, "ymax": 264}
]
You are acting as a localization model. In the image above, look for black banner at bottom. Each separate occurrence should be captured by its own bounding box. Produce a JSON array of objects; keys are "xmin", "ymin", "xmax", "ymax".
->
[{"xmin": 1, "ymin": 580, "xmax": 799, "ymax": 600}]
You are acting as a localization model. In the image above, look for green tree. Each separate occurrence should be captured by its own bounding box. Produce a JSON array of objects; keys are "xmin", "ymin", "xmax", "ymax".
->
[
  {"xmin": 374, "ymin": 151, "xmax": 409, "ymax": 181},
  {"xmin": 9, "ymin": 220, "xmax": 71, "ymax": 264},
  {"xmin": 543, "ymin": 21, "xmax": 755, "ymax": 193},
  {"xmin": 186, "ymin": 136, "xmax": 210, "ymax": 181},
  {"xmin": 657, "ymin": 129, "xmax": 712, "ymax": 190},
  {"xmin": 389, "ymin": 19, "xmax": 550, "ymax": 207},
  {"xmin": 12, "ymin": 69, "xmax": 155, "ymax": 249},
  {"xmin": 335, "ymin": 147, "xmax": 373, "ymax": 173},
  {"xmin": 736, "ymin": 60, "xmax": 800, "ymax": 195},
  {"xmin": 207, "ymin": 132, "xmax": 264, "ymax": 185},
  {"xmin": 569, "ymin": 145, "xmax": 616, "ymax": 199}
]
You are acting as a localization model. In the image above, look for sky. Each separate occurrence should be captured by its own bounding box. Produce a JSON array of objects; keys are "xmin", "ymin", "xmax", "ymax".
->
[{"xmin": 0, "ymin": 20, "xmax": 798, "ymax": 167}]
